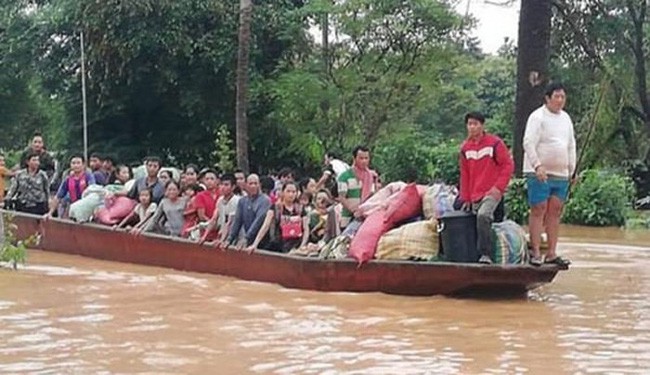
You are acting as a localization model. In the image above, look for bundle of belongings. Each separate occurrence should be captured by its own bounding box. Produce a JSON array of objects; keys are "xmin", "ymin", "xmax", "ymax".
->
[
  {"xmin": 490, "ymin": 220, "xmax": 528, "ymax": 264},
  {"xmin": 299, "ymin": 182, "xmax": 529, "ymax": 265},
  {"xmin": 68, "ymin": 183, "xmax": 137, "ymax": 225}
]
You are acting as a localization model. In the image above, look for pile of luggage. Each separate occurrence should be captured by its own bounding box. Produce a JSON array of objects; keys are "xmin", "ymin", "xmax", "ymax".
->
[{"xmin": 312, "ymin": 183, "xmax": 528, "ymax": 265}]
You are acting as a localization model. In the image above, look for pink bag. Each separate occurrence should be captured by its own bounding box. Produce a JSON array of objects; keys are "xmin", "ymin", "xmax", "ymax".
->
[
  {"xmin": 349, "ymin": 211, "xmax": 390, "ymax": 264},
  {"xmin": 95, "ymin": 197, "xmax": 137, "ymax": 225},
  {"xmin": 384, "ymin": 183, "xmax": 422, "ymax": 225}
]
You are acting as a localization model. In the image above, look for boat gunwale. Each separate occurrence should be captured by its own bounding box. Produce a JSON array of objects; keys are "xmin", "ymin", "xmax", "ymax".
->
[{"xmin": 3, "ymin": 209, "xmax": 566, "ymax": 273}]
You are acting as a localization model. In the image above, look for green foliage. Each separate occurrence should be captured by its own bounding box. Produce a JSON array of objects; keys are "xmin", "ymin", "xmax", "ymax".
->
[
  {"xmin": 430, "ymin": 139, "xmax": 461, "ymax": 186},
  {"xmin": 372, "ymin": 132, "xmax": 461, "ymax": 185},
  {"xmin": 564, "ymin": 169, "xmax": 635, "ymax": 227},
  {"xmin": 504, "ymin": 178, "xmax": 529, "ymax": 225},
  {"xmin": 372, "ymin": 130, "xmax": 435, "ymax": 183},
  {"xmin": 1, "ymin": 213, "xmax": 37, "ymax": 270},
  {"xmin": 625, "ymin": 210, "xmax": 650, "ymax": 230},
  {"xmin": 211, "ymin": 124, "xmax": 235, "ymax": 173}
]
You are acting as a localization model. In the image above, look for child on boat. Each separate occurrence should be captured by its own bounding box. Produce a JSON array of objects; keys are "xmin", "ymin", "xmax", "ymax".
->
[{"xmin": 114, "ymin": 189, "xmax": 157, "ymax": 233}]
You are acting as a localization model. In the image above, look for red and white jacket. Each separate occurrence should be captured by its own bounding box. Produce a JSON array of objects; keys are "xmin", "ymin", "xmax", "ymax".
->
[{"xmin": 459, "ymin": 133, "xmax": 514, "ymax": 203}]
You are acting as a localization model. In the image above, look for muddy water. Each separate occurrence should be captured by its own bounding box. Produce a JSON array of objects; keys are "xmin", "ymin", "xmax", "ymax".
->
[{"xmin": 0, "ymin": 227, "xmax": 649, "ymax": 374}]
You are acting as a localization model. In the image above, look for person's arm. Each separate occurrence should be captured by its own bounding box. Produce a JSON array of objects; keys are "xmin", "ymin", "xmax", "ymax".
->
[
  {"xmin": 42, "ymin": 172, "xmax": 50, "ymax": 205},
  {"xmin": 568, "ymin": 118, "xmax": 577, "ymax": 177},
  {"xmin": 300, "ymin": 215, "xmax": 310, "ymax": 248},
  {"xmin": 141, "ymin": 202, "xmax": 164, "ymax": 233},
  {"xmin": 196, "ymin": 196, "xmax": 209, "ymax": 222},
  {"xmin": 492, "ymin": 140, "xmax": 514, "ymax": 197},
  {"xmin": 248, "ymin": 210, "xmax": 274, "ymax": 250},
  {"xmin": 523, "ymin": 111, "xmax": 543, "ymax": 170},
  {"xmin": 6, "ymin": 173, "xmax": 19, "ymax": 201},
  {"xmin": 315, "ymin": 170, "xmax": 332, "ymax": 191},
  {"xmin": 1, "ymin": 167, "xmax": 15, "ymax": 179},
  {"xmin": 116, "ymin": 210, "xmax": 136, "ymax": 229},
  {"xmin": 245, "ymin": 197, "xmax": 272, "ymax": 245},
  {"xmin": 199, "ymin": 200, "xmax": 220, "ymax": 243},
  {"xmin": 458, "ymin": 146, "xmax": 470, "ymax": 202},
  {"xmin": 87, "ymin": 171, "xmax": 96, "ymax": 185},
  {"xmin": 47, "ymin": 178, "xmax": 68, "ymax": 216},
  {"xmin": 227, "ymin": 199, "xmax": 245, "ymax": 244}
]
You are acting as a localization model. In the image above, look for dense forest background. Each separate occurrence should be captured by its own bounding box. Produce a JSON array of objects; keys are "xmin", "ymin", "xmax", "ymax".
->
[{"xmin": 1, "ymin": 0, "xmax": 649, "ymax": 205}]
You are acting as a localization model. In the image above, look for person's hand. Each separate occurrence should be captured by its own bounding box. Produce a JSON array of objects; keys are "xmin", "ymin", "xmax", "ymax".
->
[
  {"xmin": 487, "ymin": 186, "xmax": 502, "ymax": 201},
  {"xmin": 112, "ymin": 225, "xmax": 118, "ymax": 231},
  {"xmin": 353, "ymin": 209, "xmax": 364, "ymax": 219},
  {"xmin": 43, "ymin": 213, "xmax": 52, "ymax": 221},
  {"xmin": 460, "ymin": 202, "xmax": 471, "ymax": 212},
  {"xmin": 245, "ymin": 245, "xmax": 256, "ymax": 254},
  {"xmin": 130, "ymin": 228, "xmax": 141, "ymax": 236},
  {"xmin": 535, "ymin": 165, "xmax": 548, "ymax": 182}
]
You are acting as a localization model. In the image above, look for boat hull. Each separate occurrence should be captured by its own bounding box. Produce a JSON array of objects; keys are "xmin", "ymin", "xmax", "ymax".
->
[{"xmin": 6, "ymin": 211, "xmax": 566, "ymax": 297}]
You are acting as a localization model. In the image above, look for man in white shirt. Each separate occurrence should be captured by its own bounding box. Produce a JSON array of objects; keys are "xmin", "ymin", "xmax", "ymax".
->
[{"xmin": 523, "ymin": 82, "xmax": 576, "ymax": 267}]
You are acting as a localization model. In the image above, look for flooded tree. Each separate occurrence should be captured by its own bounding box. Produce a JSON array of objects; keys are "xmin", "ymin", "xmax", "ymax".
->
[
  {"xmin": 513, "ymin": 0, "xmax": 552, "ymax": 175},
  {"xmin": 236, "ymin": 0, "xmax": 253, "ymax": 173}
]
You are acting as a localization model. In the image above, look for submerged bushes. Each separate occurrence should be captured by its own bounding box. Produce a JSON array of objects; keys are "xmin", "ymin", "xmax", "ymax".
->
[
  {"xmin": 563, "ymin": 170, "xmax": 635, "ymax": 226},
  {"xmin": 1, "ymin": 213, "xmax": 34, "ymax": 269}
]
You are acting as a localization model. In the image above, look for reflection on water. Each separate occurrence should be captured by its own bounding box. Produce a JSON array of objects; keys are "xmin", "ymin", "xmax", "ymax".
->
[{"xmin": 0, "ymin": 226, "xmax": 649, "ymax": 374}]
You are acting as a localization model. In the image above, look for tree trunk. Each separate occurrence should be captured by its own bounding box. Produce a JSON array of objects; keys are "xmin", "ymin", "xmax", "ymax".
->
[
  {"xmin": 627, "ymin": 0, "xmax": 650, "ymax": 132},
  {"xmin": 236, "ymin": 0, "xmax": 253, "ymax": 173},
  {"xmin": 513, "ymin": 0, "xmax": 552, "ymax": 176}
]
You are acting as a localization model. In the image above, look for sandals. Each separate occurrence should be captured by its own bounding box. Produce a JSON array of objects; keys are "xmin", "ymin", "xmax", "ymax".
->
[
  {"xmin": 544, "ymin": 256, "xmax": 571, "ymax": 266},
  {"xmin": 529, "ymin": 257, "xmax": 543, "ymax": 267}
]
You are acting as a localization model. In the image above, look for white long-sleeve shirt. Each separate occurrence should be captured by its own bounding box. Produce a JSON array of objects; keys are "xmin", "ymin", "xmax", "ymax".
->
[{"xmin": 523, "ymin": 105, "xmax": 577, "ymax": 178}]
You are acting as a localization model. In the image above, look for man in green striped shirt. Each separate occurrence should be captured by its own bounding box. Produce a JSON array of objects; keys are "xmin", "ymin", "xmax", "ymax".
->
[{"xmin": 337, "ymin": 146, "xmax": 376, "ymax": 229}]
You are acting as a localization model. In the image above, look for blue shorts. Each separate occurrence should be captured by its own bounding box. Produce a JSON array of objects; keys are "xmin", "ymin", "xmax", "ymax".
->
[{"xmin": 526, "ymin": 176, "xmax": 569, "ymax": 206}]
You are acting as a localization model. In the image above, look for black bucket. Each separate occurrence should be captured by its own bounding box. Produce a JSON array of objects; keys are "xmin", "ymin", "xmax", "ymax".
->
[{"xmin": 438, "ymin": 211, "xmax": 479, "ymax": 263}]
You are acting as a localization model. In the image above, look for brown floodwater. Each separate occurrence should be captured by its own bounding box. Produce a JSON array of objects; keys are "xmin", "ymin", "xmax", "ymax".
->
[{"xmin": 0, "ymin": 226, "xmax": 649, "ymax": 374}]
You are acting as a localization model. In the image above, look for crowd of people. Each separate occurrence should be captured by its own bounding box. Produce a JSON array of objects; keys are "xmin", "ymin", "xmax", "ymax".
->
[{"xmin": 1, "ymin": 83, "xmax": 575, "ymax": 266}]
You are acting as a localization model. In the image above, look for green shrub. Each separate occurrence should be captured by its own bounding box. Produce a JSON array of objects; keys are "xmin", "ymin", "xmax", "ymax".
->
[
  {"xmin": 374, "ymin": 133, "xmax": 461, "ymax": 185},
  {"xmin": 373, "ymin": 131, "xmax": 435, "ymax": 183},
  {"xmin": 563, "ymin": 169, "xmax": 635, "ymax": 226},
  {"xmin": 1, "ymin": 213, "xmax": 35, "ymax": 269},
  {"xmin": 430, "ymin": 140, "xmax": 461, "ymax": 186},
  {"xmin": 504, "ymin": 178, "xmax": 528, "ymax": 225}
]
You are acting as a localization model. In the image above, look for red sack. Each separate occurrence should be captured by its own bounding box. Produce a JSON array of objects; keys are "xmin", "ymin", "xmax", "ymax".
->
[
  {"xmin": 384, "ymin": 183, "xmax": 422, "ymax": 225},
  {"xmin": 95, "ymin": 197, "xmax": 137, "ymax": 225},
  {"xmin": 349, "ymin": 211, "xmax": 391, "ymax": 264}
]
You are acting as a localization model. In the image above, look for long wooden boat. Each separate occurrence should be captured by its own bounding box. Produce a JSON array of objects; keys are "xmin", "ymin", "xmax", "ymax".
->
[{"xmin": 7, "ymin": 211, "xmax": 567, "ymax": 297}]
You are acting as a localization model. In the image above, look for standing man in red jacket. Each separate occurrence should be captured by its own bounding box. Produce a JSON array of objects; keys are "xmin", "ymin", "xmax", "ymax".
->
[{"xmin": 459, "ymin": 112, "xmax": 514, "ymax": 264}]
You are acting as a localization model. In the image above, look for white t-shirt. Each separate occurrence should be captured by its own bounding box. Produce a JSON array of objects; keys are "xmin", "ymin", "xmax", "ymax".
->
[
  {"xmin": 325, "ymin": 159, "xmax": 351, "ymax": 178},
  {"xmin": 216, "ymin": 195, "xmax": 240, "ymax": 230},
  {"xmin": 523, "ymin": 105, "xmax": 577, "ymax": 178}
]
